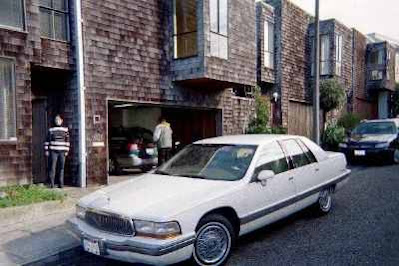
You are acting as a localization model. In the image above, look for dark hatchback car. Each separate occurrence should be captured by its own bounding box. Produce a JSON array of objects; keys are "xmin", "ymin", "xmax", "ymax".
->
[{"xmin": 339, "ymin": 119, "xmax": 399, "ymax": 163}]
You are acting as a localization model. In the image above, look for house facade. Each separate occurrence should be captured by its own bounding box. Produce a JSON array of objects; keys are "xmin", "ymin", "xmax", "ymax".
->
[{"xmin": 0, "ymin": 0, "xmax": 397, "ymax": 187}]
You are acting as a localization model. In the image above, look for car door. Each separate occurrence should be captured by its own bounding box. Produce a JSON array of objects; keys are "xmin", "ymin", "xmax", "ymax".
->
[
  {"xmin": 281, "ymin": 139, "xmax": 320, "ymax": 211},
  {"xmin": 239, "ymin": 141, "xmax": 297, "ymax": 233}
]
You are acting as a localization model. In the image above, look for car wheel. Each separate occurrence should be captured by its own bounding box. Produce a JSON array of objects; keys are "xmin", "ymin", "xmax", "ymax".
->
[
  {"xmin": 393, "ymin": 149, "xmax": 399, "ymax": 164},
  {"xmin": 315, "ymin": 188, "xmax": 333, "ymax": 215},
  {"xmin": 192, "ymin": 214, "xmax": 235, "ymax": 266},
  {"xmin": 140, "ymin": 165, "xmax": 153, "ymax": 173},
  {"xmin": 109, "ymin": 158, "xmax": 121, "ymax": 175}
]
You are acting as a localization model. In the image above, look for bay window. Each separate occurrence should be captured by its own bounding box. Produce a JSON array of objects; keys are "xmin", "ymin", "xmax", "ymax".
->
[
  {"xmin": 0, "ymin": 58, "xmax": 16, "ymax": 140},
  {"xmin": 174, "ymin": 0, "xmax": 197, "ymax": 59},
  {"xmin": 0, "ymin": 0, "xmax": 25, "ymax": 30},
  {"xmin": 210, "ymin": 0, "xmax": 228, "ymax": 59}
]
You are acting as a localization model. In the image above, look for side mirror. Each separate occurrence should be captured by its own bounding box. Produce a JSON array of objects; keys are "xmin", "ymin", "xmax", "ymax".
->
[{"xmin": 257, "ymin": 170, "xmax": 275, "ymax": 186}]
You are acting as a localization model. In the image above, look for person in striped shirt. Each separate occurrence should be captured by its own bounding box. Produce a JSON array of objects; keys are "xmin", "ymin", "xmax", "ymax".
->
[{"xmin": 44, "ymin": 115, "xmax": 70, "ymax": 188}]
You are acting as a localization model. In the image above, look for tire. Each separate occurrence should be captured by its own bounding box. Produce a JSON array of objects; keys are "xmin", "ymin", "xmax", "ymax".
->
[
  {"xmin": 192, "ymin": 214, "xmax": 236, "ymax": 266},
  {"xmin": 109, "ymin": 158, "xmax": 121, "ymax": 175},
  {"xmin": 140, "ymin": 165, "xmax": 153, "ymax": 173},
  {"xmin": 314, "ymin": 187, "xmax": 333, "ymax": 215},
  {"xmin": 393, "ymin": 149, "xmax": 399, "ymax": 164}
]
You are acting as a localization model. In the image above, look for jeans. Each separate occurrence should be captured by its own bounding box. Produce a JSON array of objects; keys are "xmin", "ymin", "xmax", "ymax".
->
[
  {"xmin": 158, "ymin": 148, "xmax": 172, "ymax": 166},
  {"xmin": 49, "ymin": 151, "xmax": 66, "ymax": 188}
]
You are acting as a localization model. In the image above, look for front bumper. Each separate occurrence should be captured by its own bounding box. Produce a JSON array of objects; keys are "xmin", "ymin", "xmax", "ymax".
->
[
  {"xmin": 340, "ymin": 147, "xmax": 394, "ymax": 160},
  {"xmin": 67, "ymin": 217, "xmax": 194, "ymax": 265}
]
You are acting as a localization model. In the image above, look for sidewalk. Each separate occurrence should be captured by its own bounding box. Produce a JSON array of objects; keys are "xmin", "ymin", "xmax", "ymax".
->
[{"xmin": 0, "ymin": 174, "xmax": 136, "ymax": 266}]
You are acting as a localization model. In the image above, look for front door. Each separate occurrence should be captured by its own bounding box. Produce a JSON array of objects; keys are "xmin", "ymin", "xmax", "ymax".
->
[
  {"xmin": 32, "ymin": 99, "xmax": 48, "ymax": 183},
  {"xmin": 239, "ymin": 141, "xmax": 297, "ymax": 233}
]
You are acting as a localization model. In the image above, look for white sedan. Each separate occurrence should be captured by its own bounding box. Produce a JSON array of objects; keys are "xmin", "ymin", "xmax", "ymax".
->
[{"xmin": 67, "ymin": 135, "xmax": 350, "ymax": 266}]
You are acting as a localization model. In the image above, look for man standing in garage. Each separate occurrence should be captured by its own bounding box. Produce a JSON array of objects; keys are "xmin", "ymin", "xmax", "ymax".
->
[{"xmin": 153, "ymin": 117, "xmax": 173, "ymax": 166}]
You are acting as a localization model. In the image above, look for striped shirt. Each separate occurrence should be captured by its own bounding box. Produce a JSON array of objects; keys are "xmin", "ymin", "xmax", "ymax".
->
[{"xmin": 44, "ymin": 127, "xmax": 70, "ymax": 152}]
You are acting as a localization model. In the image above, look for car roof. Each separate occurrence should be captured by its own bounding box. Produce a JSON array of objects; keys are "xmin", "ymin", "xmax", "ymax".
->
[
  {"xmin": 194, "ymin": 134, "xmax": 300, "ymax": 146},
  {"xmin": 362, "ymin": 119, "xmax": 399, "ymax": 127}
]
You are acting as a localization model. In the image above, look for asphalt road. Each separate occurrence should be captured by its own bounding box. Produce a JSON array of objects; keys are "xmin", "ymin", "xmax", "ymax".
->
[{"xmin": 44, "ymin": 164, "xmax": 399, "ymax": 266}]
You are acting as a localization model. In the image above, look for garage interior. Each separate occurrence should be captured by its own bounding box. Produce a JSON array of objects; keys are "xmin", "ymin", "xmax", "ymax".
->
[{"xmin": 107, "ymin": 100, "xmax": 223, "ymax": 175}]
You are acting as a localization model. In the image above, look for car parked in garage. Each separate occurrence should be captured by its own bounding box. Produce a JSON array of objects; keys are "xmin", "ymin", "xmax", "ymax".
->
[
  {"xmin": 109, "ymin": 127, "xmax": 158, "ymax": 174},
  {"xmin": 339, "ymin": 119, "xmax": 399, "ymax": 163},
  {"xmin": 68, "ymin": 135, "xmax": 350, "ymax": 266}
]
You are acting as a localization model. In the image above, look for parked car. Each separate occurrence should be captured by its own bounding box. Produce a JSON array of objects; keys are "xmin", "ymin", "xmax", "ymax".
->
[
  {"xmin": 68, "ymin": 135, "xmax": 350, "ymax": 266},
  {"xmin": 109, "ymin": 127, "xmax": 158, "ymax": 174},
  {"xmin": 339, "ymin": 119, "xmax": 399, "ymax": 163}
]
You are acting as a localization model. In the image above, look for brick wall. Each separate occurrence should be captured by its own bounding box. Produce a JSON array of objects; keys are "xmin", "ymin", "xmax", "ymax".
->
[{"xmin": 0, "ymin": 0, "xmax": 75, "ymax": 186}]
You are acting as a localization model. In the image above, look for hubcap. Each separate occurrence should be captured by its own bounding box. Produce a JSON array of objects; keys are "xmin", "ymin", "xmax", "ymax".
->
[
  {"xmin": 319, "ymin": 190, "xmax": 331, "ymax": 211},
  {"xmin": 195, "ymin": 223, "xmax": 231, "ymax": 265}
]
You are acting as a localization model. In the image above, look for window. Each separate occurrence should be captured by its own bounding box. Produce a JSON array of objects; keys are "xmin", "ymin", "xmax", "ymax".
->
[
  {"xmin": 320, "ymin": 35, "xmax": 330, "ymax": 75},
  {"xmin": 370, "ymin": 70, "xmax": 383, "ymax": 81},
  {"xmin": 0, "ymin": 58, "xmax": 16, "ymax": 140},
  {"xmin": 311, "ymin": 35, "xmax": 331, "ymax": 76},
  {"xmin": 369, "ymin": 49, "xmax": 384, "ymax": 65},
  {"xmin": 210, "ymin": 0, "xmax": 228, "ymax": 59},
  {"xmin": 173, "ymin": 0, "xmax": 197, "ymax": 59},
  {"xmin": 335, "ymin": 34, "xmax": 343, "ymax": 76},
  {"xmin": 255, "ymin": 141, "xmax": 289, "ymax": 176},
  {"xmin": 283, "ymin": 139, "xmax": 312, "ymax": 168},
  {"xmin": 0, "ymin": 0, "xmax": 25, "ymax": 30},
  {"xmin": 264, "ymin": 21, "xmax": 274, "ymax": 69},
  {"xmin": 40, "ymin": 0, "xmax": 69, "ymax": 41},
  {"xmin": 297, "ymin": 140, "xmax": 317, "ymax": 164},
  {"xmin": 395, "ymin": 53, "xmax": 399, "ymax": 82}
]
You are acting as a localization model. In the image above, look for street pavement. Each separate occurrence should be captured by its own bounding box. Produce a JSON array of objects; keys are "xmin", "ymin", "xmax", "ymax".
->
[{"xmin": 38, "ymin": 164, "xmax": 399, "ymax": 266}]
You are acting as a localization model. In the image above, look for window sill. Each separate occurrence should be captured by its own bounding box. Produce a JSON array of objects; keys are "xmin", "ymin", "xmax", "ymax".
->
[
  {"xmin": 0, "ymin": 139, "xmax": 18, "ymax": 144},
  {"xmin": 173, "ymin": 55, "xmax": 198, "ymax": 61},
  {"xmin": 263, "ymin": 66, "xmax": 275, "ymax": 71},
  {"xmin": 0, "ymin": 25, "xmax": 27, "ymax": 34},
  {"xmin": 41, "ymin": 37, "xmax": 70, "ymax": 44}
]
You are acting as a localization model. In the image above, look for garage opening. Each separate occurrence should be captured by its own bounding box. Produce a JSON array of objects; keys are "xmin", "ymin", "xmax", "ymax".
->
[{"xmin": 107, "ymin": 101, "xmax": 222, "ymax": 177}]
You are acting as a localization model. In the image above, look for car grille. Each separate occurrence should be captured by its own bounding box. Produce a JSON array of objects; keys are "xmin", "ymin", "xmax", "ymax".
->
[{"xmin": 85, "ymin": 210, "xmax": 135, "ymax": 236}]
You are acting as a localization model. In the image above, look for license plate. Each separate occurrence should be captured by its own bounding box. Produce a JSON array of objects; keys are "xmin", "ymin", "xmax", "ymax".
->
[
  {"xmin": 83, "ymin": 239, "xmax": 101, "ymax": 255},
  {"xmin": 146, "ymin": 148, "xmax": 155, "ymax": 155},
  {"xmin": 354, "ymin": 150, "xmax": 366, "ymax": 156}
]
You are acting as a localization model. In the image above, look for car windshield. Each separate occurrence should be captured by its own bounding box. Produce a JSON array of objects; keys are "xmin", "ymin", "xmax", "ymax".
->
[
  {"xmin": 156, "ymin": 144, "xmax": 257, "ymax": 181},
  {"xmin": 352, "ymin": 122, "xmax": 397, "ymax": 135}
]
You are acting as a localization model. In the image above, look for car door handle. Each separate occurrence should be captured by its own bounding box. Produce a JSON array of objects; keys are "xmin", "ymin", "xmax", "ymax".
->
[
  {"xmin": 315, "ymin": 168, "xmax": 320, "ymax": 172},
  {"xmin": 288, "ymin": 176, "xmax": 294, "ymax": 181}
]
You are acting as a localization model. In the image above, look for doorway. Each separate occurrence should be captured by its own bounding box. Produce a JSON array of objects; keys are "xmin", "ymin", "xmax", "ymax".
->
[{"xmin": 32, "ymin": 98, "xmax": 48, "ymax": 183}]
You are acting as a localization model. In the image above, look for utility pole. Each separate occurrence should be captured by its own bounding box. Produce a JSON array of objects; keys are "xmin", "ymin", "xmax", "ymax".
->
[{"xmin": 313, "ymin": 0, "xmax": 320, "ymax": 144}]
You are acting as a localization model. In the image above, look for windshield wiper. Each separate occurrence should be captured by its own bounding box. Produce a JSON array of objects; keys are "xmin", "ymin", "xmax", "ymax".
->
[{"xmin": 180, "ymin": 174, "xmax": 206, "ymax": 179}]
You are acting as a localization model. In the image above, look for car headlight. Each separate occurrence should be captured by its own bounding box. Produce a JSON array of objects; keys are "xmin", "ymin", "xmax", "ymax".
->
[
  {"xmin": 375, "ymin": 142, "xmax": 390, "ymax": 149},
  {"xmin": 338, "ymin": 143, "xmax": 348, "ymax": 148},
  {"xmin": 134, "ymin": 220, "xmax": 181, "ymax": 239},
  {"xmin": 76, "ymin": 205, "xmax": 87, "ymax": 219}
]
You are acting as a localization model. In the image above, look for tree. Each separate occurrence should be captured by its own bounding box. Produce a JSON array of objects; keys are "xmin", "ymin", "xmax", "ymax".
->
[
  {"xmin": 246, "ymin": 86, "xmax": 272, "ymax": 134},
  {"xmin": 320, "ymin": 79, "xmax": 345, "ymax": 125}
]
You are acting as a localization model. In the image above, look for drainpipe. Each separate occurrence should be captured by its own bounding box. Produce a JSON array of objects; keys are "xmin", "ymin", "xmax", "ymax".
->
[{"xmin": 73, "ymin": 0, "xmax": 87, "ymax": 188}]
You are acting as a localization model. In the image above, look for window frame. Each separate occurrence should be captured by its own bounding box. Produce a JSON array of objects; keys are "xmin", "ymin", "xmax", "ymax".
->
[
  {"xmin": 264, "ymin": 20, "xmax": 274, "ymax": 69},
  {"xmin": 320, "ymin": 34, "xmax": 330, "ymax": 76},
  {"xmin": 173, "ymin": 0, "xmax": 198, "ymax": 59},
  {"xmin": 0, "ymin": 0, "xmax": 26, "ymax": 32},
  {"xmin": 39, "ymin": 0, "xmax": 70, "ymax": 42},
  {"xmin": 0, "ymin": 56, "xmax": 17, "ymax": 142},
  {"xmin": 395, "ymin": 52, "xmax": 399, "ymax": 82}
]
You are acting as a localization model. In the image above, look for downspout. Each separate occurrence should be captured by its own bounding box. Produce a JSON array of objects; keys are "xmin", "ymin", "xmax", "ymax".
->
[{"xmin": 73, "ymin": 0, "xmax": 87, "ymax": 187}]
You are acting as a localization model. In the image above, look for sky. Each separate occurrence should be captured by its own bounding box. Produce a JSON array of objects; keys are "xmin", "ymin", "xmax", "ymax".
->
[{"xmin": 289, "ymin": 0, "xmax": 399, "ymax": 41}]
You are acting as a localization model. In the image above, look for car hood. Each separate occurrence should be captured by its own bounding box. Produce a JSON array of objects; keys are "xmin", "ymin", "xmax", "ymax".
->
[
  {"xmin": 79, "ymin": 174, "xmax": 240, "ymax": 221},
  {"xmin": 349, "ymin": 134, "xmax": 396, "ymax": 144}
]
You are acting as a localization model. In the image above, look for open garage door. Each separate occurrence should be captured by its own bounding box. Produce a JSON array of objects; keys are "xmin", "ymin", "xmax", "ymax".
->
[{"xmin": 107, "ymin": 101, "xmax": 222, "ymax": 175}]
